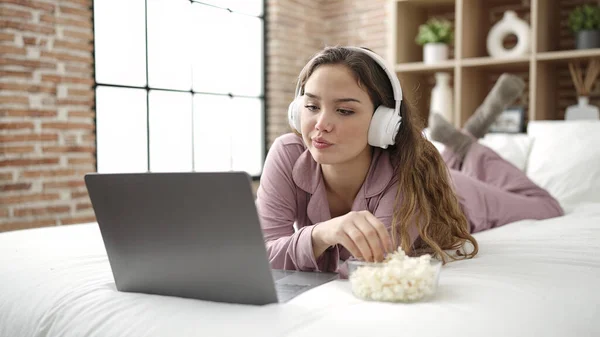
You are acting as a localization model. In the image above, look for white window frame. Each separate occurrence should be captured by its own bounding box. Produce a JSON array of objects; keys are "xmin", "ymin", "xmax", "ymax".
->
[{"xmin": 92, "ymin": 0, "xmax": 266, "ymax": 178}]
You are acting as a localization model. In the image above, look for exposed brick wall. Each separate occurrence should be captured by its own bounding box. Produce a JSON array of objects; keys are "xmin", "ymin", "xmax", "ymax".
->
[
  {"xmin": 0, "ymin": 0, "xmax": 95, "ymax": 232},
  {"xmin": 323, "ymin": 0, "xmax": 387, "ymax": 57},
  {"xmin": 265, "ymin": 0, "xmax": 325, "ymax": 145}
]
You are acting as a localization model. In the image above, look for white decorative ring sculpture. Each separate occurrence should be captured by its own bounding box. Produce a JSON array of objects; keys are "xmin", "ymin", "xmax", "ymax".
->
[{"xmin": 486, "ymin": 10, "xmax": 531, "ymax": 58}]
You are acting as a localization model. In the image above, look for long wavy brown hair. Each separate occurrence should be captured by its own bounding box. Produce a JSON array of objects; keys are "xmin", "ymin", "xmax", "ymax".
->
[{"xmin": 296, "ymin": 46, "xmax": 478, "ymax": 263}]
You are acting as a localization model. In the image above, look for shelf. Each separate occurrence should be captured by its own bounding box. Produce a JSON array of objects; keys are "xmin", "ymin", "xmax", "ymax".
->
[
  {"xmin": 391, "ymin": 0, "xmax": 455, "ymax": 64},
  {"xmin": 536, "ymin": 49, "xmax": 600, "ymax": 63},
  {"xmin": 395, "ymin": 60, "xmax": 455, "ymax": 74},
  {"xmin": 390, "ymin": 0, "xmax": 600, "ymax": 123},
  {"xmin": 395, "ymin": 56, "xmax": 531, "ymax": 73},
  {"xmin": 461, "ymin": 56, "xmax": 530, "ymax": 71}
]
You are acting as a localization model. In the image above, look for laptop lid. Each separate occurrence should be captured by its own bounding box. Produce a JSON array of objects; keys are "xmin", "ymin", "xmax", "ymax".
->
[{"xmin": 85, "ymin": 171, "xmax": 279, "ymax": 305}]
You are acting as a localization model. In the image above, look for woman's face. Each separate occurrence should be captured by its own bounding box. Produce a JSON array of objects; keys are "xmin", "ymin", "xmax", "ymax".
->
[{"xmin": 301, "ymin": 64, "xmax": 375, "ymax": 166}]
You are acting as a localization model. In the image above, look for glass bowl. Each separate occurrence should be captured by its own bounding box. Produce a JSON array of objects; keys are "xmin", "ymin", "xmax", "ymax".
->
[{"xmin": 347, "ymin": 256, "xmax": 442, "ymax": 303}]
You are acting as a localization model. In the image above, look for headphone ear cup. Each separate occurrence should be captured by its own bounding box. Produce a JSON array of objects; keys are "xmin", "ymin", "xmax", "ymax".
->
[
  {"xmin": 287, "ymin": 97, "xmax": 302, "ymax": 132},
  {"xmin": 368, "ymin": 105, "xmax": 402, "ymax": 149}
]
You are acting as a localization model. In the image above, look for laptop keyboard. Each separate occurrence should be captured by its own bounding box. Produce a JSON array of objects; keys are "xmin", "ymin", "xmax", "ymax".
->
[{"xmin": 275, "ymin": 283, "xmax": 311, "ymax": 299}]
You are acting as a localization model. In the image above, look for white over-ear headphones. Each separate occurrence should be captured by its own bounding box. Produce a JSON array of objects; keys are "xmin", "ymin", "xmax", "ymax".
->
[{"xmin": 287, "ymin": 46, "xmax": 403, "ymax": 149}]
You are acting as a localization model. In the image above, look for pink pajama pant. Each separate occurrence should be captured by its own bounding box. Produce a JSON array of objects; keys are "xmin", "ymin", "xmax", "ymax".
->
[{"xmin": 444, "ymin": 142, "xmax": 564, "ymax": 233}]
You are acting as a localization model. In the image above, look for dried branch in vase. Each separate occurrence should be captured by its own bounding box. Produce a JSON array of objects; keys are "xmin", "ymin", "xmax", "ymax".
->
[{"xmin": 568, "ymin": 59, "xmax": 600, "ymax": 96}]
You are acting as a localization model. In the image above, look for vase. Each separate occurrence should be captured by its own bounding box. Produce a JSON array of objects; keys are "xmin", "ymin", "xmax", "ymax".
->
[
  {"xmin": 486, "ymin": 10, "xmax": 531, "ymax": 58},
  {"xmin": 565, "ymin": 96, "xmax": 600, "ymax": 120},
  {"xmin": 576, "ymin": 30, "xmax": 600, "ymax": 49},
  {"xmin": 430, "ymin": 72, "xmax": 454, "ymax": 122},
  {"xmin": 423, "ymin": 43, "xmax": 448, "ymax": 64}
]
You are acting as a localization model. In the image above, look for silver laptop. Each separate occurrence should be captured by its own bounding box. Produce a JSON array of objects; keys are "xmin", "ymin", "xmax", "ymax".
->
[{"xmin": 84, "ymin": 171, "xmax": 338, "ymax": 305}]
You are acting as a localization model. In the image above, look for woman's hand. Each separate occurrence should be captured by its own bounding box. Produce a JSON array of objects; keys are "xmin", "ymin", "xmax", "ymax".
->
[{"xmin": 312, "ymin": 210, "xmax": 394, "ymax": 262}]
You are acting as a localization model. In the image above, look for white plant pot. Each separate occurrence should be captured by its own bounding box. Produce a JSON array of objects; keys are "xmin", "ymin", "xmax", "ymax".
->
[{"xmin": 423, "ymin": 43, "xmax": 448, "ymax": 64}]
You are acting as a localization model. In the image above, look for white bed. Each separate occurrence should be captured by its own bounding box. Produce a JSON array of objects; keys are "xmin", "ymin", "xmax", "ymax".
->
[{"xmin": 1, "ymin": 121, "xmax": 599, "ymax": 337}]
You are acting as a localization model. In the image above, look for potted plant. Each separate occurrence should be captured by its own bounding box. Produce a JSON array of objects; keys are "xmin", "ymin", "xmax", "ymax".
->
[
  {"xmin": 568, "ymin": 5, "xmax": 600, "ymax": 49},
  {"xmin": 415, "ymin": 18, "xmax": 453, "ymax": 64}
]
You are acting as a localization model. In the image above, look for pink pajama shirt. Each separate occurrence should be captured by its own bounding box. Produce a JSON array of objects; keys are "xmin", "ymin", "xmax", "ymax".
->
[{"xmin": 256, "ymin": 133, "xmax": 563, "ymax": 273}]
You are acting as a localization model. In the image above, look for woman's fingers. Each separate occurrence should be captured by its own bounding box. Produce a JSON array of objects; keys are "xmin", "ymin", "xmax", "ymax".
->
[
  {"xmin": 362, "ymin": 211, "xmax": 394, "ymax": 253},
  {"xmin": 333, "ymin": 211, "xmax": 393, "ymax": 262},
  {"xmin": 338, "ymin": 232, "xmax": 362, "ymax": 260},
  {"xmin": 353, "ymin": 215, "xmax": 386, "ymax": 262},
  {"xmin": 344, "ymin": 224, "xmax": 374, "ymax": 262}
]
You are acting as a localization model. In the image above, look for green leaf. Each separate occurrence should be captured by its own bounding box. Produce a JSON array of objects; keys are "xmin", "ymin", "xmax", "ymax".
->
[
  {"xmin": 569, "ymin": 5, "xmax": 600, "ymax": 33},
  {"xmin": 415, "ymin": 18, "xmax": 454, "ymax": 45}
]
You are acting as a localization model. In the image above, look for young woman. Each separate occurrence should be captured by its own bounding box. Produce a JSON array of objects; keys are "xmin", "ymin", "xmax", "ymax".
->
[{"xmin": 256, "ymin": 46, "xmax": 563, "ymax": 274}]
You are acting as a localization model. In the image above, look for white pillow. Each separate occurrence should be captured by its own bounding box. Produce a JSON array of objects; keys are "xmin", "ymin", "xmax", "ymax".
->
[
  {"xmin": 526, "ymin": 120, "xmax": 600, "ymax": 210},
  {"xmin": 424, "ymin": 128, "xmax": 533, "ymax": 171},
  {"xmin": 478, "ymin": 133, "xmax": 533, "ymax": 171}
]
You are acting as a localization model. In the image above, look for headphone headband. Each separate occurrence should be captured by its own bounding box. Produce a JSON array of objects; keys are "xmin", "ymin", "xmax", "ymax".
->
[
  {"xmin": 344, "ymin": 47, "xmax": 402, "ymax": 112},
  {"xmin": 293, "ymin": 46, "xmax": 403, "ymax": 112}
]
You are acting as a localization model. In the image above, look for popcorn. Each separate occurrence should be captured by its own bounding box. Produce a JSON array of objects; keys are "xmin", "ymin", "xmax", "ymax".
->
[{"xmin": 349, "ymin": 248, "xmax": 439, "ymax": 302}]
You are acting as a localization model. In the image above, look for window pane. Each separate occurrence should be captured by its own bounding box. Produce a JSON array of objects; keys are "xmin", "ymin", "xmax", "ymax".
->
[
  {"xmin": 190, "ymin": 5, "xmax": 231, "ymax": 95},
  {"xmin": 199, "ymin": 0, "xmax": 263, "ymax": 16},
  {"xmin": 230, "ymin": 97, "xmax": 263, "ymax": 176},
  {"xmin": 149, "ymin": 90, "xmax": 193, "ymax": 172},
  {"xmin": 228, "ymin": 14, "xmax": 263, "ymax": 97},
  {"xmin": 94, "ymin": 0, "xmax": 146, "ymax": 86},
  {"xmin": 193, "ymin": 95, "xmax": 263, "ymax": 175},
  {"xmin": 191, "ymin": 7, "xmax": 263, "ymax": 97},
  {"xmin": 147, "ymin": 0, "xmax": 192, "ymax": 90},
  {"xmin": 96, "ymin": 87, "xmax": 148, "ymax": 173},
  {"xmin": 193, "ymin": 94, "xmax": 233, "ymax": 171}
]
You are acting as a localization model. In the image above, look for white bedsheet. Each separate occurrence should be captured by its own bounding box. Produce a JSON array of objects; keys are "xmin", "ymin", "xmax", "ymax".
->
[{"xmin": 1, "ymin": 203, "xmax": 599, "ymax": 337}]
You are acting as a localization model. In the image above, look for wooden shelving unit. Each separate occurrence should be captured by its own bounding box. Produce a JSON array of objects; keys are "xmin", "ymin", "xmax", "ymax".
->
[{"xmin": 388, "ymin": 0, "xmax": 600, "ymax": 127}]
